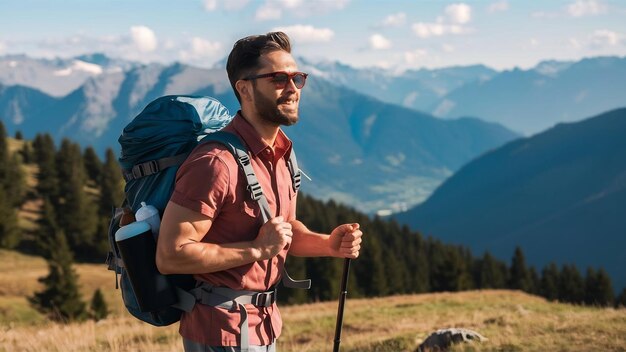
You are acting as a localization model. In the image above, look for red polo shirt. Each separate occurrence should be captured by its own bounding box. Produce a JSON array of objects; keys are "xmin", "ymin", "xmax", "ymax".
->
[{"xmin": 170, "ymin": 113, "xmax": 297, "ymax": 346}]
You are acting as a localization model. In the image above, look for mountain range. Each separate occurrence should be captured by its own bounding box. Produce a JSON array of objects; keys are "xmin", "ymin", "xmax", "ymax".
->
[
  {"xmin": 298, "ymin": 56, "xmax": 626, "ymax": 136},
  {"xmin": 429, "ymin": 57, "xmax": 626, "ymax": 135},
  {"xmin": 0, "ymin": 54, "xmax": 518, "ymax": 214},
  {"xmin": 396, "ymin": 108, "xmax": 626, "ymax": 291}
]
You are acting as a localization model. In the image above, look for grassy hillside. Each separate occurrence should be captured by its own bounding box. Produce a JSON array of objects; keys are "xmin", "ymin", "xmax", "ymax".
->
[{"xmin": 1, "ymin": 250, "xmax": 625, "ymax": 352}]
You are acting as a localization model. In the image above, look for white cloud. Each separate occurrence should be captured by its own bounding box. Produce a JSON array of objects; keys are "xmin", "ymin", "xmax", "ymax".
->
[
  {"xmin": 590, "ymin": 30, "xmax": 620, "ymax": 47},
  {"xmin": 191, "ymin": 37, "xmax": 223, "ymax": 56},
  {"xmin": 381, "ymin": 12, "xmax": 406, "ymax": 27},
  {"xmin": 404, "ymin": 49, "xmax": 428, "ymax": 64},
  {"xmin": 375, "ymin": 61, "xmax": 391, "ymax": 69},
  {"xmin": 278, "ymin": 0, "xmax": 303, "ymax": 8},
  {"xmin": 569, "ymin": 37, "xmax": 582, "ymax": 49},
  {"xmin": 256, "ymin": 4, "xmax": 282, "ymax": 20},
  {"xmin": 445, "ymin": 3, "xmax": 472, "ymax": 24},
  {"xmin": 412, "ymin": 23, "xmax": 466, "ymax": 38},
  {"xmin": 272, "ymin": 25, "xmax": 334, "ymax": 43},
  {"xmin": 204, "ymin": 0, "xmax": 250, "ymax": 11},
  {"xmin": 204, "ymin": 0, "xmax": 217, "ymax": 11},
  {"xmin": 442, "ymin": 44, "xmax": 455, "ymax": 53},
  {"xmin": 567, "ymin": 0, "xmax": 607, "ymax": 17},
  {"xmin": 163, "ymin": 39, "xmax": 177, "ymax": 50},
  {"xmin": 0, "ymin": 41, "xmax": 5, "ymax": 54},
  {"xmin": 130, "ymin": 26, "xmax": 157, "ymax": 52},
  {"xmin": 224, "ymin": 0, "xmax": 251, "ymax": 10},
  {"xmin": 370, "ymin": 34, "xmax": 391, "ymax": 50},
  {"xmin": 488, "ymin": 1, "xmax": 509, "ymax": 13},
  {"xmin": 569, "ymin": 30, "xmax": 622, "ymax": 51},
  {"xmin": 179, "ymin": 37, "xmax": 224, "ymax": 64},
  {"xmin": 256, "ymin": 0, "xmax": 350, "ymax": 20},
  {"xmin": 411, "ymin": 3, "xmax": 471, "ymax": 38},
  {"xmin": 531, "ymin": 11, "xmax": 559, "ymax": 19},
  {"xmin": 304, "ymin": 0, "xmax": 349, "ymax": 12}
]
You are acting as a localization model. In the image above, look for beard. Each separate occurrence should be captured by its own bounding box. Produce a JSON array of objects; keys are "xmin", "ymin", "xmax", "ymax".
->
[{"xmin": 253, "ymin": 87, "xmax": 299, "ymax": 126}]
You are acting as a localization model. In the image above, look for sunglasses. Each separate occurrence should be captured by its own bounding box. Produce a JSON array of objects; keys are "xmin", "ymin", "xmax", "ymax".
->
[{"xmin": 244, "ymin": 71, "xmax": 308, "ymax": 89}]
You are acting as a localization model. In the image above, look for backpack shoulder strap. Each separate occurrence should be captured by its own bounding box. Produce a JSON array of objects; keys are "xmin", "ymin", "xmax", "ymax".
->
[
  {"xmin": 199, "ymin": 131, "xmax": 272, "ymax": 223},
  {"xmin": 286, "ymin": 149, "xmax": 302, "ymax": 193},
  {"xmin": 200, "ymin": 131, "xmax": 311, "ymax": 290}
]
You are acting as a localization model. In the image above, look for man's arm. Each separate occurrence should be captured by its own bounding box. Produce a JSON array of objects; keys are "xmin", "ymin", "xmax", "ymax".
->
[
  {"xmin": 156, "ymin": 201, "xmax": 293, "ymax": 275},
  {"xmin": 288, "ymin": 220, "xmax": 362, "ymax": 258}
]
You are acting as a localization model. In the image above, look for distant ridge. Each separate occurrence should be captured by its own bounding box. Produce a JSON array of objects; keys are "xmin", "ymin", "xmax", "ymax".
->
[
  {"xmin": 397, "ymin": 107, "xmax": 626, "ymax": 291},
  {"xmin": 431, "ymin": 56, "xmax": 626, "ymax": 135}
]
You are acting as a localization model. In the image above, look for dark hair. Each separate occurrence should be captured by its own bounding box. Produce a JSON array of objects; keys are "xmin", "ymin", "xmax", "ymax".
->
[{"xmin": 226, "ymin": 31, "xmax": 292, "ymax": 103}]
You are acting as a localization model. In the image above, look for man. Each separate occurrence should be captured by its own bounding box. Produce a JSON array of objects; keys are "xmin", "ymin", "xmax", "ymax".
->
[{"xmin": 156, "ymin": 32, "xmax": 363, "ymax": 352}]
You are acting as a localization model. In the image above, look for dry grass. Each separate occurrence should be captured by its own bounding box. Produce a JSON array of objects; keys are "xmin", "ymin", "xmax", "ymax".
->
[
  {"xmin": 1, "ymin": 249, "xmax": 625, "ymax": 352},
  {"xmin": 6, "ymin": 138, "xmax": 24, "ymax": 154}
]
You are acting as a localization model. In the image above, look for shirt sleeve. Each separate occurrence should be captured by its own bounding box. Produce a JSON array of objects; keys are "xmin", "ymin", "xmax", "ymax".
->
[{"xmin": 169, "ymin": 146, "xmax": 230, "ymax": 219}]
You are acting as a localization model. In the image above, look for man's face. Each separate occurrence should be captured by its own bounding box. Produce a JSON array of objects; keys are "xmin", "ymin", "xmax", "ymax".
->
[{"xmin": 250, "ymin": 50, "xmax": 301, "ymax": 126}]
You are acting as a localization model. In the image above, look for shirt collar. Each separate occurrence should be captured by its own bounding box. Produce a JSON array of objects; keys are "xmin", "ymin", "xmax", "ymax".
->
[{"xmin": 231, "ymin": 112, "xmax": 293, "ymax": 160}]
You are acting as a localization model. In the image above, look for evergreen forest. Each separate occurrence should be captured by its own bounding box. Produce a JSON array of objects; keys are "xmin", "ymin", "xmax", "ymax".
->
[{"xmin": 0, "ymin": 121, "xmax": 624, "ymax": 324}]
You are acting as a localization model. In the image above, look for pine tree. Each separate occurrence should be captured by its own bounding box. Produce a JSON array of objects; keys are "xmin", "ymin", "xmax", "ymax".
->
[
  {"xmin": 584, "ymin": 267, "xmax": 614, "ymax": 307},
  {"xmin": 15, "ymin": 131, "xmax": 23, "ymax": 140},
  {"xmin": 402, "ymin": 226, "xmax": 429, "ymax": 293},
  {"xmin": 558, "ymin": 264, "xmax": 585, "ymax": 304},
  {"xmin": 384, "ymin": 246, "xmax": 407, "ymax": 294},
  {"xmin": 0, "ymin": 120, "xmax": 7, "ymax": 173},
  {"xmin": 540, "ymin": 262, "xmax": 560, "ymax": 301},
  {"xmin": 0, "ymin": 187, "xmax": 21, "ymax": 248},
  {"xmin": 353, "ymin": 226, "xmax": 387, "ymax": 297},
  {"xmin": 593, "ymin": 268, "xmax": 614, "ymax": 307},
  {"xmin": 35, "ymin": 198, "xmax": 60, "ymax": 257},
  {"xmin": 0, "ymin": 122, "xmax": 22, "ymax": 248},
  {"xmin": 615, "ymin": 287, "xmax": 626, "ymax": 308},
  {"xmin": 4, "ymin": 153, "xmax": 26, "ymax": 207},
  {"xmin": 584, "ymin": 267, "xmax": 597, "ymax": 305},
  {"xmin": 83, "ymin": 146, "xmax": 102, "ymax": 185},
  {"xmin": 55, "ymin": 139, "xmax": 98, "ymax": 257},
  {"xmin": 528, "ymin": 267, "xmax": 540, "ymax": 295},
  {"xmin": 0, "ymin": 121, "xmax": 8, "ymax": 181},
  {"xmin": 0, "ymin": 121, "xmax": 25, "ymax": 206},
  {"xmin": 508, "ymin": 246, "xmax": 533, "ymax": 292},
  {"xmin": 428, "ymin": 240, "xmax": 451, "ymax": 292},
  {"xmin": 375, "ymin": 218, "xmax": 407, "ymax": 295},
  {"xmin": 478, "ymin": 252, "xmax": 507, "ymax": 289},
  {"xmin": 99, "ymin": 148, "xmax": 124, "ymax": 216},
  {"xmin": 33, "ymin": 134, "xmax": 59, "ymax": 203},
  {"xmin": 429, "ymin": 242, "xmax": 471, "ymax": 292},
  {"xmin": 90, "ymin": 288, "xmax": 109, "ymax": 321},
  {"xmin": 20, "ymin": 142, "xmax": 34, "ymax": 164},
  {"xmin": 29, "ymin": 211, "xmax": 87, "ymax": 322}
]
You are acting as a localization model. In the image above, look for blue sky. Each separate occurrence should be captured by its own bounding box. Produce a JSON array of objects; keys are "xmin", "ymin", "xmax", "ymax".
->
[{"xmin": 1, "ymin": 0, "xmax": 625, "ymax": 71}]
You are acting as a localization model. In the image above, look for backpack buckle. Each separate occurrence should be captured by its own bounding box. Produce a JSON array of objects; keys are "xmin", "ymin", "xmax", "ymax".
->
[
  {"xmin": 292, "ymin": 172, "xmax": 301, "ymax": 192},
  {"xmin": 247, "ymin": 182, "xmax": 263, "ymax": 201},
  {"xmin": 251, "ymin": 290, "xmax": 276, "ymax": 307},
  {"xmin": 238, "ymin": 154, "xmax": 250, "ymax": 166},
  {"xmin": 144, "ymin": 160, "xmax": 160, "ymax": 174},
  {"xmin": 131, "ymin": 160, "xmax": 160, "ymax": 179}
]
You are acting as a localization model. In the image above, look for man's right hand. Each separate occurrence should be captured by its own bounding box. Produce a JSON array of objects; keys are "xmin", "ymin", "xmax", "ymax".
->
[{"xmin": 253, "ymin": 216, "xmax": 293, "ymax": 260}]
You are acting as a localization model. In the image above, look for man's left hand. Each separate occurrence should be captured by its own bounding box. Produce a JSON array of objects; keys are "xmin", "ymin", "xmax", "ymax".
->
[{"xmin": 329, "ymin": 223, "xmax": 363, "ymax": 259}]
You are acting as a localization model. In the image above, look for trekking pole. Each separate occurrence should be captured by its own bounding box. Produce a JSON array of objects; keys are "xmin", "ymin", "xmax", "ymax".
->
[{"xmin": 333, "ymin": 258, "xmax": 351, "ymax": 352}]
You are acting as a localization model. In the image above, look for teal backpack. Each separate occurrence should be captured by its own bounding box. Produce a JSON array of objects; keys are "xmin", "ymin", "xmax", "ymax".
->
[{"xmin": 106, "ymin": 95, "xmax": 309, "ymax": 332}]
